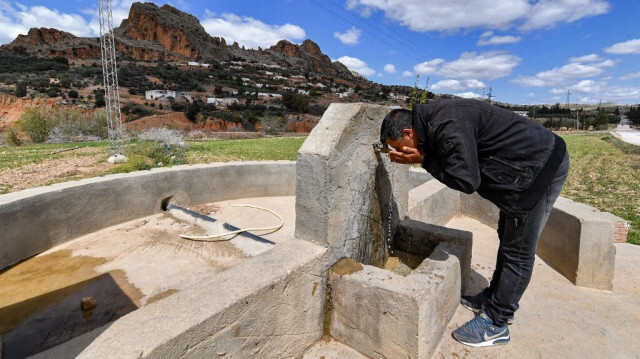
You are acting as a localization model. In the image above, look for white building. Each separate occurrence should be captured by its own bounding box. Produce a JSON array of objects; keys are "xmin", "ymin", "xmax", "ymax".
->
[
  {"xmin": 258, "ymin": 93, "xmax": 282, "ymax": 98},
  {"xmin": 145, "ymin": 90, "xmax": 192, "ymax": 101},
  {"xmin": 514, "ymin": 111, "xmax": 529, "ymax": 118},
  {"xmin": 207, "ymin": 98, "xmax": 239, "ymax": 106}
]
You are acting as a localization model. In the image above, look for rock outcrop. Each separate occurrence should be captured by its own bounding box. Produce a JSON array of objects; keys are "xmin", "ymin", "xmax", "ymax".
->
[
  {"xmin": 0, "ymin": 2, "xmax": 360, "ymax": 82},
  {"xmin": 269, "ymin": 39, "xmax": 340, "ymax": 75},
  {"xmin": 1, "ymin": 28, "xmax": 101, "ymax": 59}
]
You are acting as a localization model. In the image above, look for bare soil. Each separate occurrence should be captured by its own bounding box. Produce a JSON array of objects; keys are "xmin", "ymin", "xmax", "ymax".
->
[{"xmin": 0, "ymin": 147, "xmax": 110, "ymax": 193}]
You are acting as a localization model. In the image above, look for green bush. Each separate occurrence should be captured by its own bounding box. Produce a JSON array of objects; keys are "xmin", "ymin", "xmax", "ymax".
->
[
  {"xmin": 4, "ymin": 128, "xmax": 22, "ymax": 146},
  {"xmin": 15, "ymin": 82, "xmax": 27, "ymax": 97},
  {"xmin": 17, "ymin": 107, "xmax": 51, "ymax": 143}
]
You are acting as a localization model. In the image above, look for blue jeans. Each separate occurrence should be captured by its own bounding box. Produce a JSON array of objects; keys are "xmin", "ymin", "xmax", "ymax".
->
[{"xmin": 485, "ymin": 152, "xmax": 570, "ymax": 326}]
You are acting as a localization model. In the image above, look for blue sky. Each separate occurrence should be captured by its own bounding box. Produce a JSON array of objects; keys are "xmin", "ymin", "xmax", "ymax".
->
[{"xmin": 0, "ymin": 0, "xmax": 639, "ymax": 105}]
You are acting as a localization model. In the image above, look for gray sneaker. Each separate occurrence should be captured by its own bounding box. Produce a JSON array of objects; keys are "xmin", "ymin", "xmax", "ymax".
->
[{"xmin": 460, "ymin": 289, "xmax": 514, "ymax": 325}]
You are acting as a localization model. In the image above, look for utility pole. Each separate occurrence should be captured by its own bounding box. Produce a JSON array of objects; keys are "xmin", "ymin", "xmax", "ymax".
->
[
  {"xmin": 99, "ymin": 0, "xmax": 126, "ymax": 163},
  {"xmin": 486, "ymin": 86, "xmax": 494, "ymax": 103}
]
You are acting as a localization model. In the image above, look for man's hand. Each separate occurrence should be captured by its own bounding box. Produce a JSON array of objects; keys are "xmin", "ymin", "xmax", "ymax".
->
[{"xmin": 388, "ymin": 146, "xmax": 424, "ymax": 164}]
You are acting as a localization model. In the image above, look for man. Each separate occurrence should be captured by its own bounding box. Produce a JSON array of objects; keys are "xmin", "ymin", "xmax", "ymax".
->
[{"xmin": 380, "ymin": 98, "xmax": 569, "ymax": 347}]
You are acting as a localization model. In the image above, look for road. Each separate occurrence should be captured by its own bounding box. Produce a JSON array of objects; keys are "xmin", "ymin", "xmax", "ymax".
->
[{"xmin": 612, "ymin": 114, "xmax": 640, "ymax": 146}]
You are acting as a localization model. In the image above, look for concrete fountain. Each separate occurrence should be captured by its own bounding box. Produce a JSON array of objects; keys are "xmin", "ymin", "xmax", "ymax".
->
[{"xmin": 0, "ymin": 103, "xmax": 624, "ymax": 358}]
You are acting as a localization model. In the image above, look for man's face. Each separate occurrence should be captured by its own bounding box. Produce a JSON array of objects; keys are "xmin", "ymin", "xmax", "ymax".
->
[{"xmin": 385, "ymin": 128, "xmax": 416, "ymax": 152}]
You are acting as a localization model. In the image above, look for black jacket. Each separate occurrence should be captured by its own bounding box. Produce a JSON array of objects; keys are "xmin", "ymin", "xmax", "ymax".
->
[{"xmin": 413, "ymin": 98, "xmax": 566, "ymax": 217}]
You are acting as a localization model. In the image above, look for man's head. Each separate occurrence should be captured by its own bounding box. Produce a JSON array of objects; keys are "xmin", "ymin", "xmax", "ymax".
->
[{"xmin": 380, "ymin": 108, "xmax": 417, "ymax": 151}]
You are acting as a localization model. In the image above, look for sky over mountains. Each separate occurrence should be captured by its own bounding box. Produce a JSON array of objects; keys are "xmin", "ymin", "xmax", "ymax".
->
[{"xmin": 0, "ymin": 0, "xmax": 638, "ymax": 105}]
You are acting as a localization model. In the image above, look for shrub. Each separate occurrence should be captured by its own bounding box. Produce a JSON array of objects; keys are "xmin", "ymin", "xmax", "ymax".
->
[
  {"xmin": 68, "ymin": 90, "xmax": 79, "ymax": 98},
  {"xmin": 15, "ymin": 82, "xmax": 27, "ymax": 97},
  {"xmin": 4, "ymin": 128, "xmax": 22, "ymax": 146},
  {"xmin": 47, "ymin": 88, "xmax": 59, "ymax": 97},
  {"xmin": 17, "ymin": 107, "xmax": 51, "ymax": 143},
  {"xmin": 95, "ymin": 92, "xmax": 105, "ymax": 107}
]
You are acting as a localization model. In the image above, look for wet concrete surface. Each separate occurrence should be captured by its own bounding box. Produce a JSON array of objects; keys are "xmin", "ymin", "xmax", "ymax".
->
[{"xmin": 0, "ymin": 196, "xmax": 295, "ymax": 357}]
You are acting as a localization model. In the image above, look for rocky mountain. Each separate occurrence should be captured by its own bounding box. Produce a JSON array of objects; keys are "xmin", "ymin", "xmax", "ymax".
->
[{"xmin": 0, "ymin": 2, "xmax": 357, "ymax": 80}]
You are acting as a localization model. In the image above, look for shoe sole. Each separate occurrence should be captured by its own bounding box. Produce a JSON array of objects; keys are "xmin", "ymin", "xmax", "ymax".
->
[{"xmin": 454, "ymin": 335, "xmax": 510, "ymax": 348}]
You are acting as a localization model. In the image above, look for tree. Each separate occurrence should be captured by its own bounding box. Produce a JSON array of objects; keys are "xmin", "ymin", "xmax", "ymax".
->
[
  {"xmin": 594, "ymin": 107, "xmax": 608, "ymax": 130},
  {"xmin": 68, "ymin": 90, "xmax": 79, "ymax": 98},
  {"xmin": 282, "ymin": 92, "xmax": 310, "ymax": 113},
  {"xmin": 15, "ymin": 82, "xmax": 27, "ymax": 97},
  {"xmin": 95, "ymin": 91, "xmax": 105, "ymax": 107}
]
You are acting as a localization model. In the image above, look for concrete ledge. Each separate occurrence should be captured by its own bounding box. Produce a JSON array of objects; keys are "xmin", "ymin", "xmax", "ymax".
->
[
  {"xmin": 34, "ymin": 240, "xmax": 326, "ymax": 359},
  {"xmin": 408, "ymin": 180, "xmax": 459, "ymax": 226},
  {"xmin": 0, "ymin": 161, "xmax": 296, "ymax": 270},
  {"xmin": 394, "ymin": 219, "xmax": 473, "ymax": 295},
  {"xmin": 329, "ymin": 241, "xmax": 464, "ymax": 359},
  {"xmin": 409, "ymin": 179, "xmax": 622, "ymax": 290},
  {"xmin": 460, "ymin": 192, "xmax": 499, "ymax": 229},
  {"xmin": 539, "ymin": 197, "xmax": 617, "ymax": 290},
  {"xmin": 408, "ymin": 167, "xmax": 433, "ymax": 189}
]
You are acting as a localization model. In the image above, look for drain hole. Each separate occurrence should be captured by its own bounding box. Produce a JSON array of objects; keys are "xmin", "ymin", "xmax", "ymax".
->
[{"xmin": 161, "ymin": 196, "xmax": 173, "ymax": 211}]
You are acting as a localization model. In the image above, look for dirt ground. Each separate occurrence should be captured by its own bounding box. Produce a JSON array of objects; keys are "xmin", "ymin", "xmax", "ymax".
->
[
  {"xmin": 0, "ymin": 147, "xmax": 110, "ymax": 193},
  {"xmin": 431, "ymin": 216, "xmax": 640, "ymax": 359}
]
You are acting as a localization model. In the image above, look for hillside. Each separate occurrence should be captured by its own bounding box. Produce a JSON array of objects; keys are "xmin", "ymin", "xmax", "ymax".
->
[{"xmin": 0, "ymin": 2, "xmax": 418, "ymax": 134}]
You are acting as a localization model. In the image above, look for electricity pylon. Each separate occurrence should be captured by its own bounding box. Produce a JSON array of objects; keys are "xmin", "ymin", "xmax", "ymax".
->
[{"xmin": 98, "ymin": 0, "xmax": 126, "ymax": 163}]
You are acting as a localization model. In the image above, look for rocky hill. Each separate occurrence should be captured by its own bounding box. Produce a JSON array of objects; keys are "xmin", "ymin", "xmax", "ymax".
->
[{"xmin": 0, "ymin": 2, "xmax": 356, "ymax": 81}]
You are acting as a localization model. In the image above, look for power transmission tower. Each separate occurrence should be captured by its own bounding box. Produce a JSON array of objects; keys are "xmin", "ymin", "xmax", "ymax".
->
[
  {"xmin": 486, "ymin": 86, "xmax": 495, "ymax": 103},
  {"xmin": 99, "ymin": 0, "xmax": 126, "ymax": 163},
  {"xmin": 566, "ymin": 90, "xmax": 571, "ymax": 109}
]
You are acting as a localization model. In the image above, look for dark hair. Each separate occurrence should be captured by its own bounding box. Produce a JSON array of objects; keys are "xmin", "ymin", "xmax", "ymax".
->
[{"xmin": 380, "ymin": 108, "xmax": 412, "ymax": 144}]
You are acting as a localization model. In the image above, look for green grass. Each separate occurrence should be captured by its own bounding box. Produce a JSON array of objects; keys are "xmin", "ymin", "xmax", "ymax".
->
[
  {"xmin": 184, "ymin": 137, "xmax": 306, "ymax": 163},
  {"xmin": 561, "ymin": 133, "xmax": 640, "ymax": 244},
  {"xmin": 0, "ymin": 141, "xmax": 108, "ymax": 170}
]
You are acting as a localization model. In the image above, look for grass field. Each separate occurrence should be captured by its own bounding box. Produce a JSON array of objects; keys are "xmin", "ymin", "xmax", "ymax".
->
[
  {"xmin": 561, "ymin": 133, "xmax": 640, "ymax": 244},
  {"xmin": 0, "ymin": 133, "xmax": 638, "ymax": 244}
]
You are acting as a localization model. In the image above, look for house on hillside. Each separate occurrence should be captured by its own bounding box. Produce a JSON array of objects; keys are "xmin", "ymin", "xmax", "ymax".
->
[
  {"xmin": 145, "ymin": 90, "xmax": 192, "ymax": 102},
  {"xmin": 514, "ymin": 110, "xmax": 529, "ymax": 118},
  {"xmin": 207, "ymin": 98, "xmax": 239, "ymax": 107},
  {"xmin": 258, "ymin": 93, "xmax": 282, "ymax": 98}
]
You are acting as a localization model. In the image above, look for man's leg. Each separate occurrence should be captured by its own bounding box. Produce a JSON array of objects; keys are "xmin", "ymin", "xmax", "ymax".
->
[
  {"xmin": 489, "ymin": 211, "xmax": 506, "ymax": 292},
  {"xmin": 459, "ymin": 212, "xmax": 505, "ymax": 312},
  {"xmin": 485, "ymin": 153, "xmax": 569, "ymax": 326},
  {"xmin": 453, "ymin": 153, "xmax": 569, "ymax": 346}
]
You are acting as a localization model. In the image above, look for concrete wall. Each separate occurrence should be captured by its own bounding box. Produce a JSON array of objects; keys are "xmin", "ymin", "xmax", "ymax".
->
[
  {"xmin": 295, "ymin": 103, "xmax": 409, "ymax": 268},
  {"xmin": 408, "ymin": 167, "xmax": 433, "ymax": 189},
  {"xmin": 408, "ymin": 180, "xmax": 460, "ymax": 226},
  {"xmin": 329, "ymin": 240, "xmax": 467, "ymax": 359},
  {"xmin": 0, "ymin": 161, "xmax": 296, "ymax": 271},
  {"xmin": 539, "ymin": 197, "xmax": 617, "ymax": 290},
  {"xmin": 408, "ymin": 179, "xmax": 621, "ymax": 290},
  {"xmin": 34, "ymin": 240, "xmax": 326, "ymax": 359}
]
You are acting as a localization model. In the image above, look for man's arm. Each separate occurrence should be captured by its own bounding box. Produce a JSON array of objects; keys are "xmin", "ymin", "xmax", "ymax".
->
[{"xmin": 421, "ymin": 118, "xmax": 480, "ymax": 194}]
